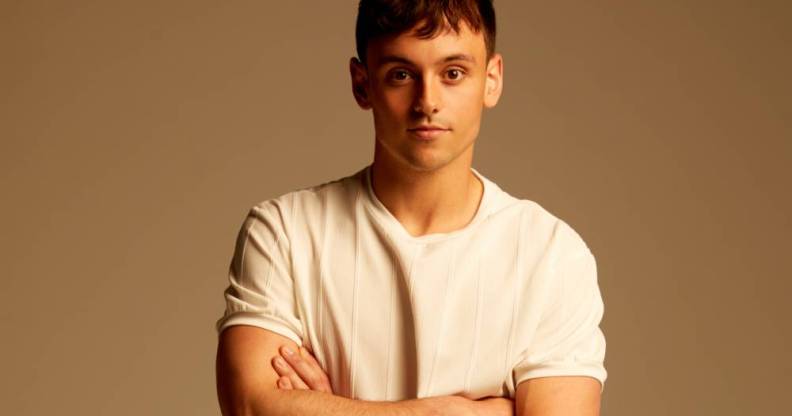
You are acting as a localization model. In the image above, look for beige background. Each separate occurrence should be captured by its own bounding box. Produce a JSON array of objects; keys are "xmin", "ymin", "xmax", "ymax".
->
[{"xmin": 1, "ymin": 1, "xmax": 790, "ymax": 415}]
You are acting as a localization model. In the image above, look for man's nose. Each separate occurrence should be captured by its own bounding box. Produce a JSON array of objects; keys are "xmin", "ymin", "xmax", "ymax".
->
[{"xmin": 412, "ymin": 77, "xmax": 440, "ymax": 115}]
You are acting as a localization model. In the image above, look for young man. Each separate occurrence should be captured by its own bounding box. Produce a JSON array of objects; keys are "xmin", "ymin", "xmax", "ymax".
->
[{"xmin": 215, "ymin": 1, "xmax": 607, "ymax": 415}]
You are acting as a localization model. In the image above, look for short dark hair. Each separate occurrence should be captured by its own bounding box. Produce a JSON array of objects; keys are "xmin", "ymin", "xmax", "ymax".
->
[{"xmin": 355, "ymin": 0, "xmax": 497, "ymax": 67}]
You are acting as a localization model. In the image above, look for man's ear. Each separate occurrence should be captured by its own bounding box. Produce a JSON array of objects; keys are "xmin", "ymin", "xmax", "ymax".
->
[
  {"xmin": 349, "ymin": 57, "xmax": 372, "ymax": 110},
  {"xmin": 483, "ymin": 53, "xmax": 504, "ymax": 108}
]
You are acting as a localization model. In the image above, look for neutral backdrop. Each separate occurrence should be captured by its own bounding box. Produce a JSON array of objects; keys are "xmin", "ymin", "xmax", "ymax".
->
[{"xmin": 2, "ymin": 1, "xmax": 790, "ymax": 415}]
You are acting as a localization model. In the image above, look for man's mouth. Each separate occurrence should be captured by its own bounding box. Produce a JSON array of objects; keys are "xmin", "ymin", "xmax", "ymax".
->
[{"xmin": 407, "ymin": 126, "xmax": 450, "ymax": 140}]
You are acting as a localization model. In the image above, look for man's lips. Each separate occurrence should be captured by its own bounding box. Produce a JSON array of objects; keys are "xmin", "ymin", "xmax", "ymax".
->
[
  {"xmin": 408, "ymin": 124, "xmax": 449, "ymax": 131},
  {"xmin": 408, "ymin": 126, "xmax": 450, "ymax": 140}
]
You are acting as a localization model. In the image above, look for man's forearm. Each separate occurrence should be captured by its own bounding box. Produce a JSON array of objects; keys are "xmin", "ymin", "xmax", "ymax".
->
[{"xmin": 235, "ymin": 389, "xmax": 478, "ymax": 416}]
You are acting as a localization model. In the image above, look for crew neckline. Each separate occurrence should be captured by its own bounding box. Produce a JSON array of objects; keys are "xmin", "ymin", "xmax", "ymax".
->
[{"xmin": 361, "ymin": 164, "xmax": 493, "ymax": 244}]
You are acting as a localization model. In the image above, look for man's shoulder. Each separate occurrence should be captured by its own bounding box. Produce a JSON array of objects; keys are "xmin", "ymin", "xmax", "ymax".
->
[
  {"xmin": 488, "ymin": 186, "xmax": 560, "ymax": 229},
  {"xmin": 488, "ymin": 189, "xmax": 591, "ymax": 256},
  {"xmin": 247, "ymin": 167, "xmax": 366, "ymax": 224}
]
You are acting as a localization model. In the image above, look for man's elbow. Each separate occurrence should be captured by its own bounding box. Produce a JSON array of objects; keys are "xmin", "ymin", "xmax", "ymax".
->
[
  {"xmin": 217, "ymin": 383, "xmax": 281, "ymax": 416},
  {"xmin": 216, "ymin": 348, "xmax": 282, "ymax": 416},
  {"xmin": 215, "ymin": 325, "xmax": 304, "ymax": 416}
]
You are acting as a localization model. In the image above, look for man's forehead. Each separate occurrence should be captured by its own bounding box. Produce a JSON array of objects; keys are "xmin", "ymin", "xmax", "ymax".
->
[
  {"xmin": 375, "ymin": 53, "xmax": 478, "ymax": 67},
  {"xmin": 367, "ymin": 24, "xmax": 486, "ymax": 67}
]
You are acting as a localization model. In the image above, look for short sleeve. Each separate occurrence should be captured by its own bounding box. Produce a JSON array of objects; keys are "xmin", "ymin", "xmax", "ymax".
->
[
  {"xmin": 214, "ymin": 202, "xmax": 304, "ymax": 345},
  {"xmin": 512, "ymin": 222, "xmax": 608, "ymax": 393}
]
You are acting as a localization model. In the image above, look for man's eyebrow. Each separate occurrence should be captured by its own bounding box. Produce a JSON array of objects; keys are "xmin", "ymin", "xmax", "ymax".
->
[{"xmin": 376, "ymin": 53, "xmax": 477, "ymax": 66}]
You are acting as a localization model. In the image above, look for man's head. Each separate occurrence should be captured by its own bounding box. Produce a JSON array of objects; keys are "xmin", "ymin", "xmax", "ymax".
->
[
  {"xmin": 350, "ymin": 0, "xmax": 504, "ymax": 173},
  {"xmin": 355, "ymin": 0, "xmax": 497, "ymax": 67}
]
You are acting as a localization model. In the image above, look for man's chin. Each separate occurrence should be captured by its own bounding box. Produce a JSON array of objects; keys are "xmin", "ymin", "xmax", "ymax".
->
[{"xmin": 400, "ymin": 154, "xmax": 453, "ymax": 173}]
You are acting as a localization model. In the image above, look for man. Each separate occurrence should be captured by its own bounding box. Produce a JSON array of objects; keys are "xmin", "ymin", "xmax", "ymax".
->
[{"xmin": 215, "ymin": 1, "xmax": 607, "ymax": 415}]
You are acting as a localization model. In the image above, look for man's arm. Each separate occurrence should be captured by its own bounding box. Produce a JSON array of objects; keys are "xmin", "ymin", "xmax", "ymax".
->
[
  {"xmin": 216, "ymin": 325, "xmax": 505, "ymax": 416},
  {"xmin": 514, "ymin": 376, "xmax": 601, "ymax": 416}
]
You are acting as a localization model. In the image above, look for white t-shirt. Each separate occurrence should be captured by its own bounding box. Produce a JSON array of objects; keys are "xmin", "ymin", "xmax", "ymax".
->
[{"xmin": 216, "ymin": 164, "xmax": 608, "ymax": 400}]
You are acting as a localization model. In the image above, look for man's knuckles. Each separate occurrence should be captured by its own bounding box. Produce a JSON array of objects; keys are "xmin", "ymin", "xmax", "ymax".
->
[{"xmin": 273, "ymin": 344, "xmax": 333, "ymax": 392}]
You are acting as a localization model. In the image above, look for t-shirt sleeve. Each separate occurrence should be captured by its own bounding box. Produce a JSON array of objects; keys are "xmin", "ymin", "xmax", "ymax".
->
[
  {"xmin": 214, "ymin": 201, "xmax": 304, "ymax": 345},
  {"xmin": 512, "ymin": 221, "xmax": 608, "ymax": 393}
]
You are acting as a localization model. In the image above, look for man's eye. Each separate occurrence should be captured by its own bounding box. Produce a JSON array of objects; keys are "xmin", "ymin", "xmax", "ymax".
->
[
  {"xmin": 446, "ymin": 68, "xmax": 465, "ymax": 81},
  {"xmin": 389, "ymin": 70, "xmax": 411, "ymax": 81}
]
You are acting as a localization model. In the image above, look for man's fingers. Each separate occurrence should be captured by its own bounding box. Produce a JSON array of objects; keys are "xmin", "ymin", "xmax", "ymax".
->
[
  {"xmin": 271, "ymin": 355, "xmax": 310, "ymax": 390},
  {"xmin": 300, "ymin": 346, "xmax": 321, "ymax": 366},
  {"xmin": 277, "ymin": 376, "xmax": 293, "ymax": 390},
  {"xmin": 300, "ymin": 347, "xmax": 333, "ymax": 389},
  {"xmin": 280, "ymin": 346, "xmax": 332, "ymax": 393}
]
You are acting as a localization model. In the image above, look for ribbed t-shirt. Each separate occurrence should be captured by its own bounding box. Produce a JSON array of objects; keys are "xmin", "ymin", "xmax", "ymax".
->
[{"xmin": 215, "ymin": 164, "xmax": 608, "ymax": 400}]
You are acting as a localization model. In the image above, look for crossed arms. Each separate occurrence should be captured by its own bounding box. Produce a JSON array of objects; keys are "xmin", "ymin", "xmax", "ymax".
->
[{"xmin": 216, "ymin": 325, "xmax": 601, "ymax": 416}]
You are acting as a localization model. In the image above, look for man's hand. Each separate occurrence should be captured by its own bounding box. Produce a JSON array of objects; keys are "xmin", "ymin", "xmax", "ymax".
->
[
  {"xmin": 270, "ymin": 344, "xmax": 513, "ymax": 416},
  {"xmin": 271, "ymin": 345, "xmax": 334, "ymax": 394}
]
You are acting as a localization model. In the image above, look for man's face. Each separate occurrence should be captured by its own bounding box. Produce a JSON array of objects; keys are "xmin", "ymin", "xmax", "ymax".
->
[{"xmin": 350, "ymin": 20, "xmax": 503, "ymax": 173}]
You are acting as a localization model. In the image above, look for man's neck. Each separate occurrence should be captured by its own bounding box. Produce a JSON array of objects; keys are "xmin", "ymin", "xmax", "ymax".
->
[{"xmin": 370, "ymin": 146, "xmax": 484, "ymax": 238}]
